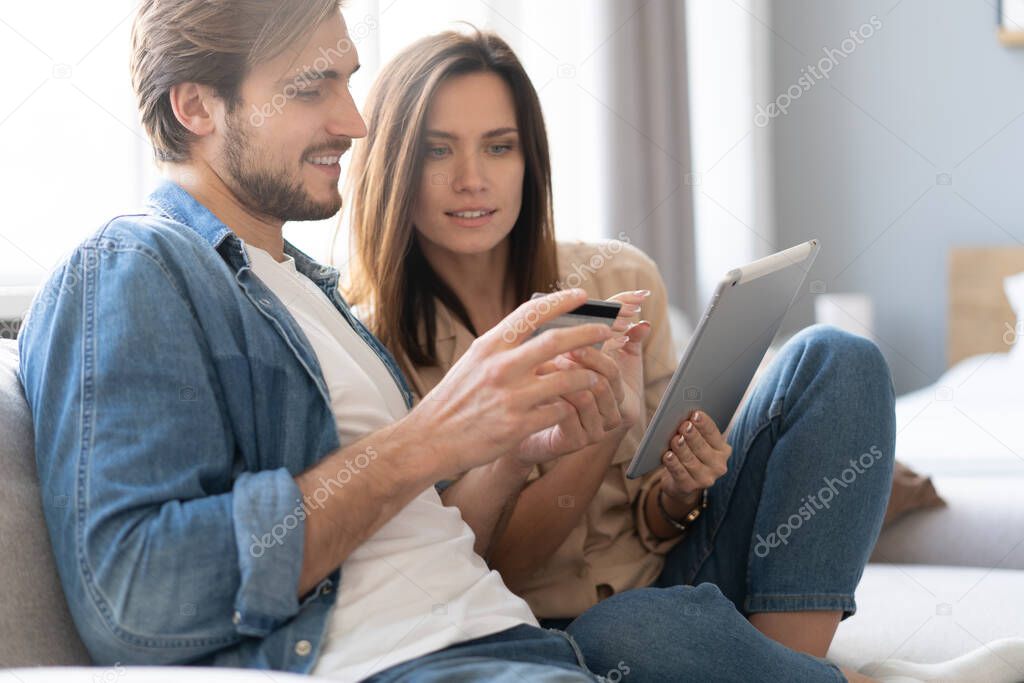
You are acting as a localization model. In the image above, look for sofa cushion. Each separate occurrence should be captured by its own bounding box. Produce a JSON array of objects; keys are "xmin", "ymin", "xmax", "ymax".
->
[
  {"xmin": 872, "ymin": 476, "xmax": 1024, "ymax": 571},
  {"xmin": 0, "ymin": 339, "xmax": 90, "ymax": 666}
]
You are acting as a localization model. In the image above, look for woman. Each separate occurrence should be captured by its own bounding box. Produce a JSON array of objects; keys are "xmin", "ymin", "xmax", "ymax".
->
[{"xmin": 344, "ymin": 29, "xmax": 893, "ymax": 682}]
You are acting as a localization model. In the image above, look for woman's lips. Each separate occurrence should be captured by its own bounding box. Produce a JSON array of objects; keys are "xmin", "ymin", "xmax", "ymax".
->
[{"xmin": 445, "ymin": 209, "xmax": 497, "ymax": 228}]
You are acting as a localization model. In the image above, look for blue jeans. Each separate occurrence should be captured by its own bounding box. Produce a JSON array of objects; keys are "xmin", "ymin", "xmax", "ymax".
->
[
  {"xmin": 363, "ymin": 624, "xmax": 600, "ymax": 682},
  {"xmin": 550, "ymin": 325, "xmax": 896, "ymax": 682},
  {"xmin": 369, "ymin": 326, "xmax": 894, "ymax": 682}
]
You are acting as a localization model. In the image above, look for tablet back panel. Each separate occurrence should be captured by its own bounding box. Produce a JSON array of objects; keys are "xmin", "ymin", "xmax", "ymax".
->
[{"xmin": 626, "ymin": 241, "xmax": 818, "ymax": 478}]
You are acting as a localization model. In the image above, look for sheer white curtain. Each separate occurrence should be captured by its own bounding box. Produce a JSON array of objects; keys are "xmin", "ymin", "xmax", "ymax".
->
[
  {"xmin": 686, "ymin": 0, "xmax": 777, "ymax": 309},
  {"xmin": 0, "ymin": 1, "xmax": 159, "ymax": 296}
]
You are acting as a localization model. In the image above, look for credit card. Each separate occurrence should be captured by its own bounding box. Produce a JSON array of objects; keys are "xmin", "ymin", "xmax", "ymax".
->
[{"xmin": 529, "ymin": 293, "xmax": 622, "ymax": 347}]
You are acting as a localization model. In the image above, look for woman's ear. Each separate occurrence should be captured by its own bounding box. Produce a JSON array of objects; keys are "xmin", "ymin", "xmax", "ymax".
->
[{"xmin": 168, "ymin": 82, "xmax": 217, "ymax": 138}]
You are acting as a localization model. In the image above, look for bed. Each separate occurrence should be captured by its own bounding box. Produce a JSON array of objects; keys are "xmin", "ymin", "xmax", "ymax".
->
[
  {"xmin": 829, "ymin": 247, "xmax": 1024, "ymax": 672},
  {"xmin": 891, "ymin": 248, "xmax": 1024, "ymax": 478}
]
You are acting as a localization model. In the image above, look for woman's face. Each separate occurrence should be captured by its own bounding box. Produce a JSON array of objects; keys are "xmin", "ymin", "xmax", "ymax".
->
[{"xmin": 411, "ymin": 71, "xmax": 525, "ymax": 258}]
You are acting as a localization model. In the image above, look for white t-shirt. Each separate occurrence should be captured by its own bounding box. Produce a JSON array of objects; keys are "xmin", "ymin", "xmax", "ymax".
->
[{"xmin": 245, "ymin": 245, "xmax": 535, "ymax": 682}]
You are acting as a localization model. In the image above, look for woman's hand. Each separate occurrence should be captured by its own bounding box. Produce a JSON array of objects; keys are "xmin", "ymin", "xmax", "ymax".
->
[
  {"xmin": 660, "ymin": 410, "xmax": 732, "ymax": 507},
  {"xmin": 600, "ymin": 290, "xmax": 652, "ymax": 430}
]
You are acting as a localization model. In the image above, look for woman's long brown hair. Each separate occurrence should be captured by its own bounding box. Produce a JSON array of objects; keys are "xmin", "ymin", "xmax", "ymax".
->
[{"xmin": 344, "ymin": 29, "xmax": 559, "ymax": 375}]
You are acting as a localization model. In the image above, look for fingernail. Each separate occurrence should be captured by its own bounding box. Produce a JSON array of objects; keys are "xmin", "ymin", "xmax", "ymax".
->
[
  {"xmin": 613, "ymin": 335, "xmax": 629, "ymax": 344},
  {"xmin": 665, "ymin": 452, "xmax": 675, "ymax": 462},
  {"xmin": 634, "ymin": 290, "xmax": 651, "ymax": 297},
  {"xmin": 684, "ymin": 421, "xmax": 694, "ymax": 433},
  {"xmin": 693, "ymin": 411, "xmax": 702, "ymax": 423}
]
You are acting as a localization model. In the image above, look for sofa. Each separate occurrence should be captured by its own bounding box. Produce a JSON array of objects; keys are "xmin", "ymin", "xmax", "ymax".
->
[{"xmin": 2, "ymin": 337, "xmax": 1022, "ymax": 680}]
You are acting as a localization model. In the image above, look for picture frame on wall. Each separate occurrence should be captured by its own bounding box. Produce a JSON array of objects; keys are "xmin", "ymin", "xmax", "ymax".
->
[{"xmin": 999, "ymin": 0, "xmax": 1024, "ymax": 46}]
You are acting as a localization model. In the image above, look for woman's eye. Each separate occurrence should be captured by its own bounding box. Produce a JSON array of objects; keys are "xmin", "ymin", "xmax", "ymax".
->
[
  {"xmin": 488, "ymin": 144, "xmax": 513, "ymax": 155},
  {"xmin": 427, "ymin": 146, "xmax": 449, "ymax": 159},
  {"xmin": 296, "ymin": 89, "xmax": 321, "ymax": 100}
]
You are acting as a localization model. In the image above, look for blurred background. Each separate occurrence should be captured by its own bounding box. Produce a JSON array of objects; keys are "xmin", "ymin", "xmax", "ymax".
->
[
  {"xmin": 2, "ymin": 0, "xmax": 1024, "ymax": 397},
  {"xmin": 3, "ymin": 1, "xmax": 1024, "ymax": 667}
]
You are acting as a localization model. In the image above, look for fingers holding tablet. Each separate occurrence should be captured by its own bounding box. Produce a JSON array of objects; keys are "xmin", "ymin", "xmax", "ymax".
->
[
  {"xmin": 663, "ymin": 411, "xmax": 731, "ymax": 493},
  {"xmin": 691, "ymin": 410, "xmax": 730, "ymax": 453},
  {"xmin": 662, "ymin": 448, "xmax": 700, "ymax": 497}
]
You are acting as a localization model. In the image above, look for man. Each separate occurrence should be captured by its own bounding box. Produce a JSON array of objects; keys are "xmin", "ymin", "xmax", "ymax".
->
[{"xmin": 18, "ymin": 1, "xmax": 634, "ymax": 680}]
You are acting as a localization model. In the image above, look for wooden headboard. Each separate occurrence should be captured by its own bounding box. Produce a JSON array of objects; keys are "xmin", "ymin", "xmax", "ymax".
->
[{"xmin": 948, "ymin": 247, "xmax": 1024, "ymax": 367}]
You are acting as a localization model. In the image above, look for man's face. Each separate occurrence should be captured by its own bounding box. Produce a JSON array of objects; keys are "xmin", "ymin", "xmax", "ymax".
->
[{"xmin": 213, "ymin": 11, "xmax": 365, "ymax": 223}]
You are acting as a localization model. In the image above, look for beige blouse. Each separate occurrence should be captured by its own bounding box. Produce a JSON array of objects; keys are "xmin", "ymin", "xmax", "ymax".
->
[{"xmin": 402, "ymin": 241, "xmax": 681, "ymax": 618}]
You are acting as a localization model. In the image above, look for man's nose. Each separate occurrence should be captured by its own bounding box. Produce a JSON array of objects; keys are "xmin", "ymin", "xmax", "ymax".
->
[{"xmin": 327, "ymin": 88, "xmax": 367, "ymax": 139}]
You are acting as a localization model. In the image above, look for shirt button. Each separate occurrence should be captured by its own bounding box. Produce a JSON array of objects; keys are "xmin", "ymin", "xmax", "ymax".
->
[
  {"xmin": 231, "ymin": 611, "xmax": 241, "ymax": 625},
  {"xmin": 294, "ymin": 640, "xmax": 312, "ymax": 657}
]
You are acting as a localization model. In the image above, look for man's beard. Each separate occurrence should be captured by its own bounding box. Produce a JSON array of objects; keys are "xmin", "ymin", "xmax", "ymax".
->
[{"xmin": 222, "ymin": 111, "xmax": 345, "ymax": 223}]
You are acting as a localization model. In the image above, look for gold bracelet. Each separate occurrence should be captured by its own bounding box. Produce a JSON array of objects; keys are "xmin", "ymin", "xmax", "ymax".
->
[{"xmin": 657, "ymin": 488, "xmax": 709, "ymax": 536}]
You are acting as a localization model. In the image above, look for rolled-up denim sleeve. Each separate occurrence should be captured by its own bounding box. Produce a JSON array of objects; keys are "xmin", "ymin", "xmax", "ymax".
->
[
  {"xmin": 231, "ymin": 470, "xmax": 307, "ymax": 636},
  {"xmin": 20, "ymin": 239, "xmax": 307, "ymax": 664}
]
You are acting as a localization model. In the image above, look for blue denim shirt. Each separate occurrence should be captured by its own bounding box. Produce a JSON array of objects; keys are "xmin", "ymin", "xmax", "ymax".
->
[{"xmin": 18, "ymin": 181, "xmax": 414, "ymax": 672}]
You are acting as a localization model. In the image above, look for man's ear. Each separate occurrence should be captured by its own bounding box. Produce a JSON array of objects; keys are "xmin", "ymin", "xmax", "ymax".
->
[{"xmin": 168, "ymin": 82, "xmax": 218, "ymax": 139}]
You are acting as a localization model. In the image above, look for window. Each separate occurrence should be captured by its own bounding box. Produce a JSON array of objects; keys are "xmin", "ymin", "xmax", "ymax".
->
[
  {"xmin": 0, "ymin": 1, "xmax": 615, "ymax": 291},
  {"xmin": 0, "ymin": 1, "xmax": 158, "ymax": 288}
]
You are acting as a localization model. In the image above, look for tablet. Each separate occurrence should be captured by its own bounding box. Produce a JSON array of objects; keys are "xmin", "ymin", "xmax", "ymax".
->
[{"xmin": 625, "ymin": 239, "xmax": 821, "ymax": 479}]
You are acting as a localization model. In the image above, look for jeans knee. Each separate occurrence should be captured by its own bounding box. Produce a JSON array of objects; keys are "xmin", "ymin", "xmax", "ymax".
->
[
  {"xmin": 667, "ymin": 585, "xmax": 758, "ymax": 648},
  {"xmin": 793, "ymin": 325, "xmax": 894, "ymax": 399},
  {"xmin": 567, "ymin": 585, "xmax": 757, "ymax": 679},
  {"xmin": 684, "ymin": 582, "xmax": 731, "ymax": 609},
  {"xmin": 664, "ymin": 583, "xmax": 744, "ymax": 625}
]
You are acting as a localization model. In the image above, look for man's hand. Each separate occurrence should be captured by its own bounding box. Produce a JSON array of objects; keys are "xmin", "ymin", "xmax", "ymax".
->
[
  {"xmin": 514, "ymin": 290, "xmax": 653, "ymax": 466},
  {"xmin": 403, "ymin": 289, "xmax": 617, "ymax": 480}
]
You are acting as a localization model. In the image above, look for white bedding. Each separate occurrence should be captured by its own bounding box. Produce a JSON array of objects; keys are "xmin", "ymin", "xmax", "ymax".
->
[{"xmin": 895, "ymin": 352, "xmax": 1024, "ymax": 477}]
